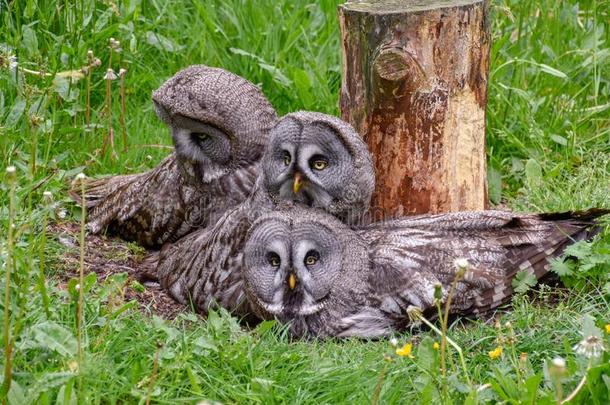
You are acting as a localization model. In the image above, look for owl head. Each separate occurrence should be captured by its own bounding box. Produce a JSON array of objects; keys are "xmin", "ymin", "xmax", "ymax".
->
[
  {"xmin": 260, "ymin": 112, "xmax": 375, "ymax": 225},
  {"xmin": 242, "ymin": 206, "xmax": 369, "ymax": 327},
  {"xmin": 152, "ymin": 65, "xmax": 277, "ymax": 183}
]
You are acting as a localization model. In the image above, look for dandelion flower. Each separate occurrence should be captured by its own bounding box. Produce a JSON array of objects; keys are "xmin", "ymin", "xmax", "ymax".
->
[
  {"xmin": 573, "ymin": 335, "xmax": 606, "ymax": 359},
  {"xmin": 605, "ymin": 324, "xmax": 610, "ymax": 334},
  {"xmin": 396, "ymin": 343, "xmax": 414, "ymax": 358},
  {"xmin": 488, "ymin": 346, "xmax": 503, "ymax": 359},
  {"xmin": 433, "ymin": 342, "xmax": 440, "ymax": 350}
]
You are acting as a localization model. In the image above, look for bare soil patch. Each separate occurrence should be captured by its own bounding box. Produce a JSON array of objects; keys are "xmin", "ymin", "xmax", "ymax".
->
[{"xmin": 49, "ymin": 221, "xmax": 185, "ymax": 319}]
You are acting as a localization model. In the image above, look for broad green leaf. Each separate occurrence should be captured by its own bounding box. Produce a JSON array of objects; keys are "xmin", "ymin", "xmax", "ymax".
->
[
  {"xmin": 538, "ymin": 63, "xmax": 568, "ymax": 79},
  {"xmin": 292, "ymin": 68, "xmax": 314, "ymax": 109},
  {"xmin": 21, "ymin": 24, "xmax": 39, "ymax": 57},
  {"xmin": 581, "ymin": 314, "xmax": 602, "ymax": 338},
  {"xmin": 94, "ymin": 8, "xmax": 113, "ymax": 31},
  {"xmin": 259, "ymin": 63, "xmax": 292, "ymax": 87},
  {"xmin": 487, "ymin": 166, "xmax": 502, "ymax": 205},
  {"xmin": 53, "ymin": 76, "xmax": 80, "ymax": 102},
  {"xmin": 564, "ymin": 240, "xmax": 591, "ymax": 259},
  {"xmin": 55, "ymin": 381, "xmax": 77, "ymax": 405},
  {"xmin": 146, "ymin": 31, "xmax": 185, "ymax": 53},
  {"xmin": 524, "ymin": 159, "xmax": 542, "ymax": 187},
  {"xmin": 193, "ymin": 336, "xmax": 218, "ymax": 354},
  {"xmin": 512, "ymin": 270, "xmax": 537, "ymax": 293},
  {"xmin": 24, "ymin": 372, "xmax": 75, "ymax": 404},
  {"xmin": 5, "ymin": 97, "xmax": 26, "ymax": 127},
  {"xmin": 6, "ymin": 378, "xmax": 27, "ymax": 405},
  {"xmin": 550, "ymin": 258, "xmax": 574, "ymax": 277},
  {"xmin": 550, "ymin": 134, "xmax": 568, "ymax": 146},
  {"xmin": 32, "ymin": 321, "xmax": 78, "ymax": 357}
]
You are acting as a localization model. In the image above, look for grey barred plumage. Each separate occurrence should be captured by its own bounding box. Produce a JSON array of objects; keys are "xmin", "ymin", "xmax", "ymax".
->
[
  {"xmin": 75, "ymin": 65, "xmax": 277, "ymax": 248},
  {"xmin": 155, "ymin": 112, "xmax": 376, "ymax": 315},
  {"xmin": 242, "ymin": 206, "xmax": 607, "ymax": 338},
  {"xmin": 262, "ymin": 111, "xmax": 375, "ymax": 226}
]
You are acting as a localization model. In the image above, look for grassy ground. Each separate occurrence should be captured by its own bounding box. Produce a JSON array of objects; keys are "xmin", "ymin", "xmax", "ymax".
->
[{"xmin": 1, "ymin": 0, "xmax": 609, "ymax": 403}]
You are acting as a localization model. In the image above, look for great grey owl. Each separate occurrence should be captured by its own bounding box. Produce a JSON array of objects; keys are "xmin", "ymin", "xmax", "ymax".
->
[
  {"xmin": 74, "ymin": 65, "xmax": 277, "ymax": 248},
  {"xmin": 154, "ymin": 112, "xmax": 375, "ymax": 315},
  {"xmin": 242, "ymin": 205, "xmax": 607, "ymax": 338}
]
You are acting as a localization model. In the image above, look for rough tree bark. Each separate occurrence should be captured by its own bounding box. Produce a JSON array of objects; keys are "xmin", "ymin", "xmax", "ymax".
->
[{"xmin": 339, "ymin": 0, "xmax": 490, "ymax": 219}]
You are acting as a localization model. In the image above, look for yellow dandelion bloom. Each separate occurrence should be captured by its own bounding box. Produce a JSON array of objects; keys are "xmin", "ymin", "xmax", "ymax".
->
[
  {"xmin": 433, "ymin": 342, "xmax": 440, "ymax": 350},
  {"xmin": 488, "ymin": 346, "xmax": 503, "ymax": 359},
  {"xmin": 605, "ymin": 324, "xmax": 610, "ymax": 334},
  {"xmin": 396, "ymin": 343, "xmax": 414, "ymax": 358}
]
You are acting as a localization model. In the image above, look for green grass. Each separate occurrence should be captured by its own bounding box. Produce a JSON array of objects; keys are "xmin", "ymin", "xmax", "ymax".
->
[{"xmin": 1, "ymin": 0, "xmax": 609, "ymax": 403}]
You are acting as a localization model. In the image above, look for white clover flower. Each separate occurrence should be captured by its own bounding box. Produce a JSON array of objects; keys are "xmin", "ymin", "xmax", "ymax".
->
[
  {"xmin": 389, "ymin": 338, "xmax": 398, "ymax": 347},
  {"xmin": 57, "ymin": 209, "xmax": 67, "ymax": 219}
]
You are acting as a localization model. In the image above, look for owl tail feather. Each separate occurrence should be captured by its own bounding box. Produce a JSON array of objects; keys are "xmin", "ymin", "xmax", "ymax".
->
[
  {"xmin": 68, "ymin": 173, "xmax": 143, "ymax": 233},
  {"xmin": 471, "ymin": 208, "xmax": 608, "ymax": 315},
  {"xmin": 69, "ymin": 174, "xmax": 140, "ymax": 209}
]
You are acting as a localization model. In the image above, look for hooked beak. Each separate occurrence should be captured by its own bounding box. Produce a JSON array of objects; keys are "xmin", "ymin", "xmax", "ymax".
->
[
  {"xmin": 288, "ymin": 273, "xmax": 297, "ymax": 290},
  {"xmin": 292, "ymin": 172, "xmax": 303, "ymax": 194}
]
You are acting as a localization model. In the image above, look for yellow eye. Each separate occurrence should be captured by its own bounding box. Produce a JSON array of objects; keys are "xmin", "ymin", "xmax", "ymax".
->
[
  {"xmin": 305, "ymin": 254, "xmax": 318, "ymax": 266},
  {"xmin": 283, "ymin": 152, "xmax": 291, "ymax": 166},
  {"xmin": 193, "ymin": 132, "xmax": 208, "ymax": 141},
  {"xmin": 311, "ymin": 159, "xmax": 327, "ymax": 170},
  {"xmin": 268, "ymin": 253, "xmax": 281, "ymax": 267}
]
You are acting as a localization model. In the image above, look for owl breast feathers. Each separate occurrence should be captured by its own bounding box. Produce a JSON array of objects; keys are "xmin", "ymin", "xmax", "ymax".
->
[
  {"xmin": 153, "ymin": 112, "xmax": 376, "ymax": 314},
  {"xmin": 242, "ymin": 206, "xmax": 608, "ymax": 338}
]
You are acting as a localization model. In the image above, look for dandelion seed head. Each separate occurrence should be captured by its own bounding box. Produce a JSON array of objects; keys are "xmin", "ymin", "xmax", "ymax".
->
[
  {"xmin": 551, "ymin": 357, "xmax": 566, "ymax": 368},
  {"xmin": 104, "ymin": 69, "xmax": 117, "ymax": 80},
  {"xmin": 573, "ymin": 335, "xmax": 606, "ymax": 359},
  {"xmin": 43, "ymin": 191, "xmax": 53, "ymax": 204},
  {"xmin": 454, "ymin": 258, "xmax": 470, "ymax": 269},
  {"xmin": 406, "ymin": 305, "xmax": 423, "ymax": 322}
]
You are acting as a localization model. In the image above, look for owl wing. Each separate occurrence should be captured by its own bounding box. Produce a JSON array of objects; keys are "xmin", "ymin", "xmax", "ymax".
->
[
  {"xmin": 71, "ymin": 154, "xmax": 197, "ymax": 248},
  {"xmin": 156, "ymin": 203, "xmax": 254, "ymax": 316},
  {"xmin": 360, "ymin": 209, "xmax": 607, "ymax": 319}
]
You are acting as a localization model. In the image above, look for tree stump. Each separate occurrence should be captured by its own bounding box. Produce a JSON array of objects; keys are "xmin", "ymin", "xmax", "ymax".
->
[{"xmin": 339, "ymin": 0, "xmax": 490, "ymax": 219}]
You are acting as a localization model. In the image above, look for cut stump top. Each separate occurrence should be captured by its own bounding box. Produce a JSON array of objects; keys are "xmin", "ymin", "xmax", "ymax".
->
[{"xmin": 341, "ymin": 0, "xmax": 485, "ymax": 14}]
